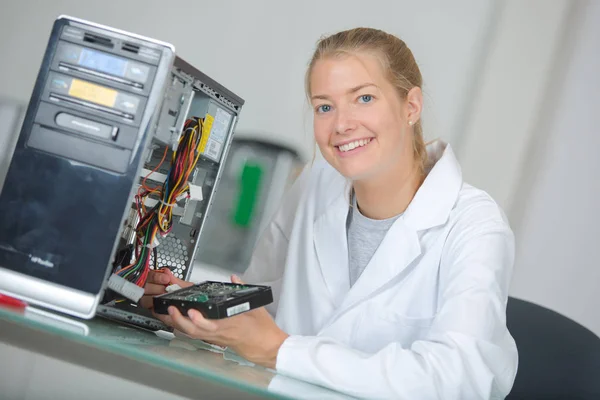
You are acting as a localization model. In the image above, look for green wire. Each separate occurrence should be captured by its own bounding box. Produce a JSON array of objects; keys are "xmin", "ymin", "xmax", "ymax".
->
[{"xmin": 123, "ymin": 219, "xmax": 153, "ymax": 279}]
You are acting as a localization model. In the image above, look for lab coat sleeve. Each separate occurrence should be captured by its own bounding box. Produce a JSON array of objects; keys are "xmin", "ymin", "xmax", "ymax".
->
[
  {"xmin": 275, "ymin": 203, "xmax": 518, "ymax": 400},
  {"xmin": 242, "ymin": 162, "xmax": 312, "ymax": 317}
]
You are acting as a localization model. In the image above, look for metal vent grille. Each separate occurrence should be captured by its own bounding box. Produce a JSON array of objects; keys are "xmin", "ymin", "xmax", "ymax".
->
[{"xmin": 150, "ymin": 235, "xmax": 189, "ymax": 279}]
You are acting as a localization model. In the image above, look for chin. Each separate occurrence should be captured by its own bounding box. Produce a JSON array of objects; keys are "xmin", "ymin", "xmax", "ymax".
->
[
  {"xmin": 323, "ymin": 151, "xmax": 377, "ymax": 180},
  {"xmin": 336, "ymin": 163, "xmax": 377, "ymax": 181}
]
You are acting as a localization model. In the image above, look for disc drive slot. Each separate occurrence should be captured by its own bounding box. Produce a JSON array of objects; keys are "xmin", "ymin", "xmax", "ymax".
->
[
  {"xmin": 49, "ymin": 93, "xmax": 134, "ymax": 119},
  {"xmin": 43, "ymin": 71, "xmax": 146, "ymax": 126},
  {"xmin": 34, "ymin": 101, "xmax": 141, "ymax": 151},
  {"xmin": 55, "ymin": 112, "xmax": 117, "ymax": 140},
  {"xmin": 58, "ymin": 62, "xmax": 143, "ymax": 89},
  {"xmin": 52, "ymin": 41, "xmax": 155, "ymax": 96}
]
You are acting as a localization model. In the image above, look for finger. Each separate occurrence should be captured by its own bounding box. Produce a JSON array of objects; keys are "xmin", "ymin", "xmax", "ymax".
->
[
  {"xmin": 153, "ymin": 310, "xmax": 174, "ymax": 326},
  {"xmin": 144, "ymin": 282, "xmax": 167, "ymax": 296},
  {"xmin": 163, "ymin": 274, "xmax": 194, "ymax": 288},
  {"xmin": 231, "ymin": 274, "xmax": 245, "ymax": 285},
  {"xmin": 139, "ymin": 295, "xmax": 154, "ymax": 309},
  {"xmin": 165, "ymin": 271, "xmax": 193, "ymax": 288},
  {"xmin": 172, "ymin": 278, "xmax": 194, "ymax": 288},
  {"xmin": 148, "ymin": 269, "xmax": 171, "ymax": 285},
  {"xmin": 187, "ymin": 309, "xmax": 218, "ymax": 332},
  {"xmin": 168, "ymin": 306, "xmax": 204, "ymax": 337}
]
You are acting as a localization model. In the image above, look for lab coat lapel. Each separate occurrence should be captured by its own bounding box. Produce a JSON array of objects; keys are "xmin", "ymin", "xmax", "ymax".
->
[
  {"xmin": 313, "ymin": 180, "xmax": 351, "ymax": 307},
  {"xmin": 312, "ymin": 185, "xmax": 423, "ymax": 323},
  {"xmin": 335, "ymin": 141, "xmax": 462, "ymax": 315},
  {"xmin": 313, "ymin": 141, "xmax": 463, "ymax": 324},
  {"xmin": 340, "ymin": 220, "xmax": 422, "ymax": 312}
]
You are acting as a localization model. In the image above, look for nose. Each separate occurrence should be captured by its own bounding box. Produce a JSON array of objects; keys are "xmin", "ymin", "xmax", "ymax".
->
[{"xmin": 334, "ymin": 106, "xmax": 357, "ymax": 135}]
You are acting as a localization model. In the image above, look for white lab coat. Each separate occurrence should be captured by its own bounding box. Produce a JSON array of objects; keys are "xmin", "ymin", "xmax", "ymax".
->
[{"xmin": 243, "ymin": 141, "xmax": 518, "ymax": 400}]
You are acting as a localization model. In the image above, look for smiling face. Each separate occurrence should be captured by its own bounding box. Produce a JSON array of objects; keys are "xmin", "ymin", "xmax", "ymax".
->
[{"xmin": 310, "ymin": 52, "xmax": 417, "ymax": 181}]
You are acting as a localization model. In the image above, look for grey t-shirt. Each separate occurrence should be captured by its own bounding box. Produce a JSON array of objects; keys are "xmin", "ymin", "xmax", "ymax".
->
[{"xmin": 346, "ymin": 193, "xmax": 402, "ymax": 287}]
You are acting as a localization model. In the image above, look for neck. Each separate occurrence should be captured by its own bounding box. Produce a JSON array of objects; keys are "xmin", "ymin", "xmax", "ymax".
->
[{"xmin": 353, "ymin": 161, "xmax": 423, "ymax": 220}]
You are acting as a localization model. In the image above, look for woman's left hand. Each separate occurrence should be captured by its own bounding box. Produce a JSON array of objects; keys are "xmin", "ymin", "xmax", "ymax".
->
[{"xmin": 153, "ymin": 275, "xmax": 289, "ymax": 369}]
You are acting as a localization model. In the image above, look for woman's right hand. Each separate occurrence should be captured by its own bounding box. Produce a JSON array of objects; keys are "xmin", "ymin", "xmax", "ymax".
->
[{"xmin": 140, "ymin": 268, "xmax": 193, "ymax": 309}]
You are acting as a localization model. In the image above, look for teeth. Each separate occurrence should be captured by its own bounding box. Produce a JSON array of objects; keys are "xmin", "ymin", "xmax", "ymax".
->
[{"xmin": 338, "ymin": 138, "xmax": 371, "ymax": 152}]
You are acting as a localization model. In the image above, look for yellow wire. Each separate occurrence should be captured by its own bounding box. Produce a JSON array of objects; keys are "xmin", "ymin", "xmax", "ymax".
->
[
  {"xmin": 157, "ymin": 120, "xmax": 203, "ymax": 232},
  {"xmin": 158, "ymin": 127, "xmax": 193, "ymax": 228}
]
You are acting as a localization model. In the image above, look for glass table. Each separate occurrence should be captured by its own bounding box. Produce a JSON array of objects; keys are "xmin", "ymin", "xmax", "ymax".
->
[{"xmin": 0, "ymin": 304, "xmax": 355, "ymax": 399}]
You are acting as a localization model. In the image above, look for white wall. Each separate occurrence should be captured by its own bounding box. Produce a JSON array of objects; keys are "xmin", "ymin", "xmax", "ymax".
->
[
  {"xmin": 0, "ymin": 0, "xmax": 496, "ymax": 160},
  {"xmin": 508, "ymin": 1, "xmax": 600, "ymax": 336},
  {"xmin": 455, "ymin": 0, "xmax": 600, "ymax": 336},
  {"xmin": 0, "ymin": 0, "xmax": 597, "ymax": 336},
  {"xmin": 457, "ymin": 0, "xmax": 572, "ymax": 210}
]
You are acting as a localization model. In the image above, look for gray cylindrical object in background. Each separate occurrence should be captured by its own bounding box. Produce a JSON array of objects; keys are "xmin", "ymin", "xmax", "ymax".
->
[
  {"xmin": 194, "ymin": 137, "xmax": 303, "ymax": 274},
  {"xmin": 0, "ymin": 99, "xmax": 24, "ymax": 190}
]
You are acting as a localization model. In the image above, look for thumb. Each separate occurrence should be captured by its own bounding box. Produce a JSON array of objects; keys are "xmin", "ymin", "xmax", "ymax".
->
[
  {"xmin": 231, "ymin": 274, "xmax": 245, "ymax": 285},
  {"xmin": 161, "ymin": 268, "xmax": 191, "ymax": 287},
  {"xmin": 172, "ymin": 276, "xmax": 194, "ymax": 288}
]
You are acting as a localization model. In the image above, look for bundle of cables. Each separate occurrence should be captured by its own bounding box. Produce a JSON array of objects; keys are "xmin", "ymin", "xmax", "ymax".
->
[{"xmin": 113, "ymin": 117, "xmax": 204, "ymax": 288}]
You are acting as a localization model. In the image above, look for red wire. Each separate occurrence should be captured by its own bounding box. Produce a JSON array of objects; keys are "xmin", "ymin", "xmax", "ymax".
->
[{"xmin": 127, "ymin": 118, "xmax": 200, "ymax": 287}]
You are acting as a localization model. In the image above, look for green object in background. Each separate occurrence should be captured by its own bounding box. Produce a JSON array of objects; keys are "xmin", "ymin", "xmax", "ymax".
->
[{"xmin": 232, "ymin": 162, "xmax": 263, "ymax": 227}]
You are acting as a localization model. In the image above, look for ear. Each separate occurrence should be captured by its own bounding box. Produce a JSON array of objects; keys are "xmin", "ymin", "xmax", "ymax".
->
[{"xmin": 406, "ymin": 86, "xmax": 423, "ymax": 124}]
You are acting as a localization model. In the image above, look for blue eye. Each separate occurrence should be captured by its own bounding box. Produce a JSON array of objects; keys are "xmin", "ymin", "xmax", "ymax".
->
[
  {"xmin": 358, "ymin": 95, "xmax": 373, "ymax": 103},
  {"xmin": 316, "ymin": 104, "xmax": 332, "ymax": 113}
]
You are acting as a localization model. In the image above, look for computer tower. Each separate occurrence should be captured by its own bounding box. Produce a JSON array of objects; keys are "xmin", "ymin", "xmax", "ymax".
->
[{"xmin": 0, "ymin": 16, "xmax": 244, "ymax": 319}]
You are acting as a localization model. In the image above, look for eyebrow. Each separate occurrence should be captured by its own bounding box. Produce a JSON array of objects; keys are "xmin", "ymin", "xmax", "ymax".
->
[{"xmin": 311, "ymin": 83, "xmax": 378, "ymax": 101}]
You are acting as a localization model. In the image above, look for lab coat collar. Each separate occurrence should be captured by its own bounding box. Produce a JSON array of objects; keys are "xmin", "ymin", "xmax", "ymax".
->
[
  {"xmin": 312, "ymin": 140, "xmax": 462, "ymax": 311},
  {"xmin": 313, "ymin": 140, "xmax": 462, "ymax": 231},
  {"xmin": 404, "ymin": 140, "xmax": 463, "ymax": 231}
]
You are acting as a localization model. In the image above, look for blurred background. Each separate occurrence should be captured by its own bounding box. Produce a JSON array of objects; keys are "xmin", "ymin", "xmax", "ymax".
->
[{"xmin": 0, "ymin": 0, "xmax": 597, "ymax": 343}]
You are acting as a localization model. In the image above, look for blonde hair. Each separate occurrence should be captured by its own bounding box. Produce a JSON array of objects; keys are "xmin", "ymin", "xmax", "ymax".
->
[{"xmin": 305, "ymin": 27, "xmax": 427, "ymax": 172}]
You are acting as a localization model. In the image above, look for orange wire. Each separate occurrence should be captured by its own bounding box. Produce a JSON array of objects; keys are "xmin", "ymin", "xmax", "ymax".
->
[
  {"xmin": 142, "ymin": 145, "xmax": 169, "ymax": 192},
  {"xmin": 116, "ymin": 119, "xmax": 202, "ymax": 281}
]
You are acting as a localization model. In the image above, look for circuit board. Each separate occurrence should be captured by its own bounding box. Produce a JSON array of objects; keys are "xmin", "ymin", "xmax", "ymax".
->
[{"xmin": 153, "ymin": 281, "xmax": 273, "ymax": 319}]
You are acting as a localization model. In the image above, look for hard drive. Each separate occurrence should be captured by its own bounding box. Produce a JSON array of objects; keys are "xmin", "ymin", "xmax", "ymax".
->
[{"xmin": 153, "ymin": 281, "xmax": 273, "ymax": 319}]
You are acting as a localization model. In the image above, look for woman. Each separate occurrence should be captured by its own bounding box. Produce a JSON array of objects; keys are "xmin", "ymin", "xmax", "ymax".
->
[{"xmin": 142, "ymin": 27, "xmax": 518, "ymax": 399}]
